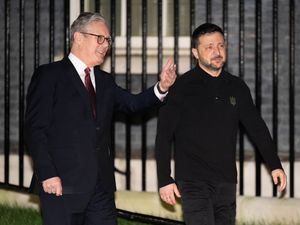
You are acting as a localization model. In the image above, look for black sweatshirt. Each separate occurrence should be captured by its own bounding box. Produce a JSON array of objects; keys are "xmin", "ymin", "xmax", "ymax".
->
[{"xmin": 155, "ymin": 65, "xmax": 283, "ymax": 188}]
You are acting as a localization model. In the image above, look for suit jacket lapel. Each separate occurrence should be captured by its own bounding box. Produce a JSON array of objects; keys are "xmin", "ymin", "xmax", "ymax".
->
[{"xmin": 62, "ymin": 57, "xmax": 92, "ymax": 116}]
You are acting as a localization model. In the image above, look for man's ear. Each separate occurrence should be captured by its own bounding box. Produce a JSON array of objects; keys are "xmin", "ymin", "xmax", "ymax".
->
[
  {"xmin": 191, "ymin": 48, "xmax": 199, "ymax": 59},
  {"xmin": 73, "ymin": 32, "xmax": 82, "ymax": 44}
]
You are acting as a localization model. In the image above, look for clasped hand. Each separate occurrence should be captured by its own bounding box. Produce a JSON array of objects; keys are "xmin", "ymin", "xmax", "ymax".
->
[{"xmin": 42, "ymin": 176, "xmax": 63, "ymax": 196}]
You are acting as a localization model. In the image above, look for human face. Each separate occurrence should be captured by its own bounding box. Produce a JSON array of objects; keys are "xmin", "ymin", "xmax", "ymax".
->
[
  {"xmin": 192, "ymin": 32, "xmax": 226, "ymax": 76},
  {"xmin": 74, "ymin": 21, "xmax": 111, "ymax": 67}
]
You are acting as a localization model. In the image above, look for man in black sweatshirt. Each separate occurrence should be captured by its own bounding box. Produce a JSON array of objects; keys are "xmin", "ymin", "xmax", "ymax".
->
[{"xmin": 155, "ymin": 23, "xmax": 287, "ymax": 225}]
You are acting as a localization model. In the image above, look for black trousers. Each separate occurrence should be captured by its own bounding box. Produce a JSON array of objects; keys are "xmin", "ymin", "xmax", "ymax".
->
[
  {"xmin": 177, "ymin": 180, "xmax": 236, "ymax": 225},
  {"xmin": 39, "ymin": 180, "xmax": 117, "ymax": 225}
]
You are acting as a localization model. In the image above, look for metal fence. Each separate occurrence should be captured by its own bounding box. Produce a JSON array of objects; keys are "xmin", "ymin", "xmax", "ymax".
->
[{"xmin": 0, "ymin": 0, "xmax": 298, "ymax": 205}]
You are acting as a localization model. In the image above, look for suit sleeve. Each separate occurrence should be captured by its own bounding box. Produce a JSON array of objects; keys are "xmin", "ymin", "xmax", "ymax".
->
[
  {"xmin": 238, "ymin": 81, "xmax": 283, "ymax": 171},
  {"xmin": 155, "ymin": 83, "xmax": 183, "ymax": 188},
  {"xmin": 25, "ymin": 66, "xmax": 58, "ymax": 182},
  {"xmin": 114, "ymin": 84, "xmax": 161, "ymax": 113}
]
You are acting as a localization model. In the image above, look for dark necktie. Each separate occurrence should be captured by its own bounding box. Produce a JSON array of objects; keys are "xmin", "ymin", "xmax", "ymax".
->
[{"xmin": 84, "ymin": 67, "xmax": 96, "ymax": 118}]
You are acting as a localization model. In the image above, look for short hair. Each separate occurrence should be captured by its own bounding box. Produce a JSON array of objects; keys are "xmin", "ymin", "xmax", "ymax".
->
[
  {"xmin": 70, "ymin": 12, "xmax": 107, "ymax": 47},
  {"xmin": 192, "ymin": 23, "xmax": 224, "ymax": 48}
]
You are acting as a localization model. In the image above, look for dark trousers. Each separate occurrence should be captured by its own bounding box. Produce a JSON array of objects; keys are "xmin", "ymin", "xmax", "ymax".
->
[
  {"xmin": 39, "ymin": 181, "xmax": 117, "ymax": 225},
  {"xmin": 177, "ymin": 180, "xmax": 236, "ymax": 225}
]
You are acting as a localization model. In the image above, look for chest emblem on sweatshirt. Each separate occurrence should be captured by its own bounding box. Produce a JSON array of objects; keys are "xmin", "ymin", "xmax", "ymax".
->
[{"xmin": 229, "ymin": 96, "xmax": 236, "ymax": 106}]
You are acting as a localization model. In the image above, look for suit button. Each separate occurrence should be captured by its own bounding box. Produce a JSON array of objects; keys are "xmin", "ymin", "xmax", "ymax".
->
[
  {"xmin": 215, "ymin": 97, "xmax": 219, "ymax": 100},
  {"xmin": 95, "ymin": 147, "xmax": 101, "ymax": 151},
  {"xmin": 96, "ymin": 127, "xmax": 100, "ymax": 130}
]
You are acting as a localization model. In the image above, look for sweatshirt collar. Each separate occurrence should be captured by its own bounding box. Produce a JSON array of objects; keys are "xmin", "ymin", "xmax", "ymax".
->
[{"xmin": 193, "ymin": 64, "xmax": 229, "ymax": 84}]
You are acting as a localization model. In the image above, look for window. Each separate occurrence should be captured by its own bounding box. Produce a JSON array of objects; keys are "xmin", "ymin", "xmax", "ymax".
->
[{"xmin": 73, "ymin": 0, "xmax": 190, "ymax": 37}]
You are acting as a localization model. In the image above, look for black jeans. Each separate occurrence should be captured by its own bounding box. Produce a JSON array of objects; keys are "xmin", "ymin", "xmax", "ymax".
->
[{"xmin": 177, "ymin": 180, "xmax": 236, "ymax": 225}]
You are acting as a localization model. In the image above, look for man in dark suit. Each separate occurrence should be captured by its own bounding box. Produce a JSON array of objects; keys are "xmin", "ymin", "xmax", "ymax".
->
[{"xmin": 25, "ymin": 12, "xmax": 176, "ymax": 225}]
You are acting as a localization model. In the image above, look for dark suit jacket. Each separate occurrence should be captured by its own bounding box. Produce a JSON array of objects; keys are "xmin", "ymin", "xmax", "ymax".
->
[{"xmin": 25, "ymin": 57, "xmax": 160, "ymax": 195}]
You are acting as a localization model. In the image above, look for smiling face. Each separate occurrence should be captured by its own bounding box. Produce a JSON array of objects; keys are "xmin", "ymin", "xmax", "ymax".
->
[
  {"xmin": 71, "ymin": 21, "xmax": 110, "ymax": 67},
  {"xmin": 192, "ymin": 31, "xmax": 226, "ymax": 77}
]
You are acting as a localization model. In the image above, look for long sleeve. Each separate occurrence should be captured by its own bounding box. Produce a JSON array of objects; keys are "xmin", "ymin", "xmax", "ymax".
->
[
  {"xmin": 238, "ymin": 81, "xmax": 282, "ymax": 171},
  {"xmin": 25, "ymin": 65, "xmax": 58, "ymax": 182},
  {"xmin": 114, "ymin": 84, "xmax": 160, "ymax": 113}
]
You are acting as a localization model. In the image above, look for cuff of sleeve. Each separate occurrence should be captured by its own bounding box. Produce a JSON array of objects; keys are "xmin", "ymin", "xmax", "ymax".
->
[
  {"xmin": 154, "ymin": 82, "xmax": 168, "ymax": 101},
  {"xmin": 158, "ymin": 177, "xmax": 175, "ymax": 188},
  {"xmin": 35, "ymin": 166, "xmax": 58, "ymax": 183}
]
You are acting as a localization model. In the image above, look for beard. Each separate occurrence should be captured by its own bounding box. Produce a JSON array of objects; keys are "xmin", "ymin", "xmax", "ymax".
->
[{"xmin": 198, "ymin": 55, "xmax": 225, "ymax": 72}]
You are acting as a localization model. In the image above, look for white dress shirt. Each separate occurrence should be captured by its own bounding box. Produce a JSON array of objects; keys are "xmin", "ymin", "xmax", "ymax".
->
[{"xmin": 68, "ymin": 53, "xmax": 96, "ymax": 90}]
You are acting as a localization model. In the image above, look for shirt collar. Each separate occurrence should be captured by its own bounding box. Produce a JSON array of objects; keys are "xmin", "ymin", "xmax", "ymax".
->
[
  {"xmin": 68, "ymin": 53, "xmax": 94, "ymax": 76},
  {"xmin": 193, "ymin": 64, "xmax": 227, "ymax": 83}
]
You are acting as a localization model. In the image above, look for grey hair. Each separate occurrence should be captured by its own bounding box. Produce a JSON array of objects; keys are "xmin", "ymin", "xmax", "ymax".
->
[{"xmin": 70, "ymin": 12, "xmax": 106, "ymax": 47}]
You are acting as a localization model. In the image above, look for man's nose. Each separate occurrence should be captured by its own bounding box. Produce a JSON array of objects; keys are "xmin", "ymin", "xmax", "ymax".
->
[
  {"xmin": 98, "ymin": 38, "xmax": 110, "ymax": 49},
  {"xmin": 212, "ymin": 46, "xmax": 222, "ymax": 56}
]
